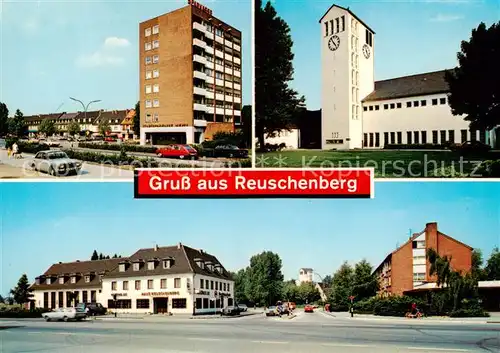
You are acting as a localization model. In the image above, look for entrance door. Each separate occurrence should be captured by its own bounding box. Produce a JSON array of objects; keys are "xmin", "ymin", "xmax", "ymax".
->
[{"xmin": 153, "ymin": 298, "xmax": 168, "ymax": 314}]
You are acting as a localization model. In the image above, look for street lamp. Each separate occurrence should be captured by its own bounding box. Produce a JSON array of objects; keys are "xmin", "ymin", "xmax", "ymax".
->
[{"xmin": 69, "ymin": 97, "xmax": 101, "ymax": 130}]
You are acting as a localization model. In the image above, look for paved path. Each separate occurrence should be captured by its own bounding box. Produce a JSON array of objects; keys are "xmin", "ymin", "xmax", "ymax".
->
[{"xmin": 1, "ymin": 311, "xmax": 498, "ymax": 352}]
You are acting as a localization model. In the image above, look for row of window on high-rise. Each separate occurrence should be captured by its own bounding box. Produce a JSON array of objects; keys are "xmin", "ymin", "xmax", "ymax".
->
[
  {"xmin": 204, "ymin": 68, "xmax": 241, "ymax": 84},
  {"xmin": 144, "ymin": 40, "xmax": 160, "ymax": 51},
  {"xmin": 363, "ymin": 97, "xmax": 448, "ymax": 112},
  {"xmin": 205, "ymin": 55, "xmax": 241, "ymax": 72},
  {"xmin": 144, "ymin": 25, "xmax": 160, "ymax": 37},
  {"xmin": 363, "ymin": 129, "xmax": 487, "ymax": 147}
]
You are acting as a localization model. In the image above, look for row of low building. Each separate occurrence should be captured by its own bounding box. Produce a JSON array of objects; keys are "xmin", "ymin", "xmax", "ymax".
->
[
  {"xmin": 30, "ymin": 243, "xmax": 235, "ymax": 315},
  {"xmin": 24, "ymin": 109, "xmax": 136, "ymax": 140}
]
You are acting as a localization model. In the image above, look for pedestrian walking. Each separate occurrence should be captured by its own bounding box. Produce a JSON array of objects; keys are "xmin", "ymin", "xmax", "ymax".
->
[
  {"xmin": 12, "ymin": 142, "xmax": 20, "ymax": 159},
  {"xmin": 7, "ymin": 146, "xmax": 11, "ymax": 158}
]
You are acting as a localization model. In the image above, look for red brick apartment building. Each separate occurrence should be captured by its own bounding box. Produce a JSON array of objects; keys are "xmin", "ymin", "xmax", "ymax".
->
[
  {"xmin": 374, "ymin": 222, "xmax": 473, "ymax": 296},
  {"xmin": 139, "ymin": 0, "xmax": 242, "ymax": 146}
]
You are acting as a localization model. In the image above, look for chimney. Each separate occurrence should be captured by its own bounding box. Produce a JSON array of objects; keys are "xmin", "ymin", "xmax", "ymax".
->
[
  {"xmin": 177, "ymin": 242, "xmax": 182, "ymax": 249},
  {"xmin": 154, "ymin": 244, "xmax": 159, "ymax": 251},
  {"xmin": 199, "ymin": 249, "xmax": 204, "ymax": 254}
]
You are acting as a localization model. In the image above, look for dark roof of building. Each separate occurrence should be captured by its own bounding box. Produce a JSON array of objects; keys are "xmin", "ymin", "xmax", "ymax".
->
[
  {"xmin": 58, "ymin": 112, "xmax": 81, "ymax": 121},
  {"xmin": 30, "ymin": 258, "xmax": 124, "ymax": 290},
  {"xmin": 106, "ymin": 243, "xmax": 231, "ymax": 280},
  {"xmin": 319, "ymin": 4, "xmax": 375, "ymax": 34},
  {"xmin": 362, "ymin": 70, "xmax": 451, "ymax": 103},
  {"xmin": 94, "ymin": 110, "xmax": 128, "ymax": 125}
]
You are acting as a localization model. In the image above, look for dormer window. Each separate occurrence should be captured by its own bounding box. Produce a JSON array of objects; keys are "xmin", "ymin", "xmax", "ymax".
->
[
  {"xmin": 84, "ymin": 276, "xmax": 91, "ymax": 283},
  {"xmin": 163, "ymin": 260, "xmax": 170, "ymax": 269},
  {"xmin": 71, "ymin": 276, "xmax": 76, "ymax": 284},
  {"xmin": 35, "ymin": 277, "xmax": 41, "ymax": 285},
  {"xmin": 119, "ymin": 264, "xmax": 126, "ymax": 272},
  {"xmin": 99, "ymin": 275, "xmax": 104, "ymax": 282},
  {"xmin": 46, "ymin": 278, "xmax": 51, "ymax": 285},
  {"xmin": 147, "ymin": 261, "xmax": 155, "ymax": 270},
  {"xmin": 194, "ymin": 258, "xmax": 205, "ymax": 269},
  {"xmin": 133, "ymin": 263, "xmax": 140, "ymax": 271},
  {"xmin": 59, "ymin": 277, "xmax": 64, "ymax": 284}
]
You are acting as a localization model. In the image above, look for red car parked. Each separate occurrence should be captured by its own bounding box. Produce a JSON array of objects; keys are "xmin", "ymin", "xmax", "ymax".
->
[
  {"xmin": 304, "ymin": 305, "xmax": 314, "ymax": 313},
  {"xmin": 156, "ymin": 144, "xmax": 198, "ymax": 160}
]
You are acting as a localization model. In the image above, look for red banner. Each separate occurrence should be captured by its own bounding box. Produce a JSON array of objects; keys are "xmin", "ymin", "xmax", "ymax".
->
[{"xmin": 134, "ymin": 168, "xmax": 373, "ymax": 198}]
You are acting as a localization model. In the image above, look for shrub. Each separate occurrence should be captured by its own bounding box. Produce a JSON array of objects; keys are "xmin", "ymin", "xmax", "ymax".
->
[
  {"xmin": 227, "ymin": 159, "xmax": 252, "ymax": 168},
  {"xmin": 431, "ymin": 166, "xmax": 470, "ymax": 178},
  {"xmin": 0, "ymin": 307, "xmax": 46, "ymax": 318},
  {"xmin": 475, "ymin": 160, "xmax": 500, "ymax": 177},
  {"xmin": 449, "ymin": 308, "xmax": 490, "ymax": 318},
  {"xmin": 78, "ymin": 142, "xmax": 157, "ymax": 154},
  {"xmin": 372, "ymin": 296, "xmax": 426, "ymax": 317},
  {"xmin": 17, "ymin": 141, "xmax": 51, "ymax": 154},
  {"xmin": 384, "ymin": 144, "xmax": 448, "ymax": 150},
  {"xmin": 353, "ymin": 297, "xmax": 377, "ymax": 314}
]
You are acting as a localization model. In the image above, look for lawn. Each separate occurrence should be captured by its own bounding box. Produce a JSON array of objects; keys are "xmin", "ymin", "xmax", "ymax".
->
[{"xmin": 255, "ymin": 150, "xmax": 500, "ymax": 178}]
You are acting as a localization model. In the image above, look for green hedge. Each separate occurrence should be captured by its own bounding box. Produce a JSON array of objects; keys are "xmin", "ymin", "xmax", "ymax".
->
[
  {"xmin": 384, "ymin": 143, "xmax": 449, "ymax": 150},
  {"xmin": 449, "ymin": 308, "xmax": 490, "ymax": 318},
  {"xmin": 475, "ymin": 160, "xmax": 500, "ymax": 177},
  {"xmin": 17, "ymin": 141, "xmax": 51, "ymax": 154},
  {"xmin": 0, "ymin": 307, "xmax": 45, "ymax": 318},
  {"xmin": 63, "ymin": 149, "xmax": 251, "ymax": 168},
  {"xmin": 78, "ymin": 142, "xmax": 157, "ymax": 154},
  {"xmin": 372, "ymin": 296, "xmax": 427, "ymax": 317}
]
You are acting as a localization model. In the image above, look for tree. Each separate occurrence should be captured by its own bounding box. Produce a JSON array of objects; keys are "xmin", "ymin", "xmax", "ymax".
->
[
  {"xmin": 255, "ymin": 0, "xmax": 305, "ymax": 148},
  {"xmin": 0, "ymin": 102, "xmax": 9, "ymax": 136},
  {"xmin": 322, "ymin": 275, "xmax": 333, "ymax": 288},
  {"xmin": 0, "ymin": 294, "xmax": 4, "ymax": 304},
  {"xmin": 99, "ymin": 253, "xmax": 104, "ymax": 260},
  {"xmin": 485, "ymin": 247, "xmax": 500, "ymax": 280},
  {"xmin": 67, "ymin": 120, "xmax": 81, "ymax": 136},
  {"xmin": 38, "ymin": 119, "xmax": 57, "ymax": 137},
  {"xmin": 232, "ymin": 269, "xmax": 249, "ymax": 303},
  {"xmin": 8, "ymin": 109, "xmax": 26, "ymax": 137},
  {"xmin": 427, "ymin": 248, "xmax": 480, "ymax": 312},
  {"xmin": 98, "ymin": 119, "xmax": 111, "ymax": 136},
  {"xmin": 245, "ymin": 251, "xmax": 284, "ymax": 306},
  {"xmin": 445, "ymin": 22, "xmax": 500, "ymax": 132},
  {"xmin": 91, "ymin": 250, "xmax": 99, "ymax": 261},
  {"xmin": 133, "ymin": 101, "xmax": 140, "ymax": 137},
  {"xmin": 241, "ymin": 105, "xmax": 252, "ymax": 148},
  {"xmin": 471, "ymin": 249, "xmax": 487, "ymax": 280},
  {"xmin": 10, "ymin": 274, "xmax": 33, "ymax": 305},
  {"xmin": 297, "ymin": 282, "xmax": 320, "ymax": 304},
  {"xmin": 328, "ymin": 262, "xmax": 354, "ymax": 311},
  {"xmin": 352, "ymin": 259, "xmax": 378, "ymax": 300}
]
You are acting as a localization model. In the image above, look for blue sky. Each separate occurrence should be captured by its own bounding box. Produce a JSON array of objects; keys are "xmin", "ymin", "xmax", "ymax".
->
[
  {"xmin": 1, "ymin": 181, "xmax": 499, "ymax": 296},
  {"xmin": 0, "ymin": 0, "xmax": 251, "ymax": 116},
  {"xmin": 272, "ymin": 0, "xmax": 500, "ymax": 110}
]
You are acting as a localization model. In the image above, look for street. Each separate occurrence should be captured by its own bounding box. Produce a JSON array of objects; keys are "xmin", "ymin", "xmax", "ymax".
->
[{"xmin": 1, "ymin": 311, "xmax": 499, "ymax": 352}]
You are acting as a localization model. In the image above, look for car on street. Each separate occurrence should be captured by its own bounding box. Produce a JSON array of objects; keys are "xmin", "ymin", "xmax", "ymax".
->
[
  {"xmin": 304, "ymin": 305, "xmax": 314, "ymax": 313},
  {"xmin": 42, "ymin": 307, "xmax": 87, "ymax": 322},
  {"xmin": 156, "ymin": 144, "xmax": 198, "ymax": 160},
  {"xmin": 76, "ymin": 302, "xmax": 107, "ymax": 316},
  {"xmin": 237, "ymin": 304, "xmax": 248, "ymax": 312},
  {"xmin": 265, "ymin": 306, "xmax": 278, "ymax": 317},
  {"xmin": 30, "ymin": 150, "xmax": 82, "ymax": 176},
  {"xmin": 213, "ymin": 145, "xmax": 249, "ymax": 158},
  {"xmin": 221, "ymin": 305, "xmax": 241, "ymax": 316}
]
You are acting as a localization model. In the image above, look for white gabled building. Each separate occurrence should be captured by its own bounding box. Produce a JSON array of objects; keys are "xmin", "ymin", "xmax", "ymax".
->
[
  {"xmin": 30, "ymin": 243, "xmax": 235, "ymax": 316},
  {"xmin": 318, "ymin": 4, "xmax": 498, "ymax": 150}
]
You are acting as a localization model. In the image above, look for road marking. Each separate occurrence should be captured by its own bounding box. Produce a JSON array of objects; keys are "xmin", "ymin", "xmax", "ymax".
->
[
  {"xmin": 322, "ymin": 343, "xmax": 375, "ymax": 348},
  {"xmin": 251, "ymin": 341, "xmax": 289, "ymax": 344},
  {"xmin": 187, "ymin": 337, "xmax": 222, "ymax": 342},
  {"xmin": 406, "ymin": 347, "xmax": 470, "ymax": 352}
]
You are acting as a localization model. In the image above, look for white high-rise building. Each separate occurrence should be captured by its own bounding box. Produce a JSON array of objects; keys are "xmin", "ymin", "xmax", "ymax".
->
[{"xmin": 320, "ymin": 4, "xmax": 375, "ymax": 150}]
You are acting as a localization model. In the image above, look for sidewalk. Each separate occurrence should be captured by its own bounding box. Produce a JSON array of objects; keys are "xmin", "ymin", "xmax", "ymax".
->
[
  {"xmin": 94, "ymin": 311, "xmax": 260, "ymax": 322},
  {"xmin": 321, "ymin": 310, "xmax": 499, "ymax": 324}
]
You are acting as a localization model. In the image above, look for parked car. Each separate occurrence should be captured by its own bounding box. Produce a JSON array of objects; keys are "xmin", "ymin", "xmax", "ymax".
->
[
  {"xmin": 76, "ymin": 302, "xmax": 107, "ymax": 316},
  {"xmin": 265, "ymin": 306, "xmax": 278, "ymax": 317},
  {"xmin": 42, "ymin": 307, "xmax": 87, "ymax": 322},
  {"xmin": 30, "ymin": 150, "xmax": 82, "ymax": 176},
  {"xmin": 449, "ymin": 140, "xmax": 491, "ymax": 154},
  {"xmin": 221, "ymin": 305, "xmax": 241, "ymax": 316},
  {"xmin": 45, "ymin": 140, "xmax": 61, "ymax": 147},
  {"xmin": 237, "ymin": 304, "xmax": 248, "ymax": 312},
  {"xmin": 213, "ymin": 145, "xmax": 249, "ymax": 158},
  {"xmin": 156, "ymin": 144, "xmax": 198, "ymax": 160},
  {"xmin": 304, "ymin": 305, "xmax": 314, "ymax": 313}
]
